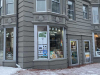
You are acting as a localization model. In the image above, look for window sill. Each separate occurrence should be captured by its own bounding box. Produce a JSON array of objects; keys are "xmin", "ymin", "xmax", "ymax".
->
[
  {"xmin": 68, "ymin": 19, "xmax": 76, "ymax": 22},
  {"xmin": 94, "ymin": 56, "xmax": 100, "ymax": 58},
  {"xmin": 3, "ymin": 60, "xmax": 16, "ymax": 62},
  {"xmin": 83, "ymin": 18, "xmax": 90, "ymax": 21},
  {"xmin": 33, "ymin": 58, "xmax": 67, "ymax": 61}
]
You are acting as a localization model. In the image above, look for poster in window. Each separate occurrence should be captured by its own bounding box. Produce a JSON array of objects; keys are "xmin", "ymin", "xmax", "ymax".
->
[{"xmin": 38, "ymin": 31, "xmax": 47, "ymax": 44}]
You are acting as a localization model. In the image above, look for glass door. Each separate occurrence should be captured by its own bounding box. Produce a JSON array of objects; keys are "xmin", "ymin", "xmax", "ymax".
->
[
  {"xmin": 70, "ymin": 40, "xmax": 79, "ymax": 65},
  {"xmin": 84, "ymin": 40, "xmax": 90, "ymax": 63}
]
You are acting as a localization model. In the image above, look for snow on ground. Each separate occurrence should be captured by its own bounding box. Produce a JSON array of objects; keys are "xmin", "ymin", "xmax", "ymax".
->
[
  {"xmin": 0, "ymin": 66, "xmax": 21, "ymax": 75},
  {"xmin": 1, "ymin": 63, "xmax": 100, "ymax": 75}
]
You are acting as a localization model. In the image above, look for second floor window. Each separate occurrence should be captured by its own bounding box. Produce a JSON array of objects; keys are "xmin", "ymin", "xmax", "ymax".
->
[
  {"xmin": 36, "ymin": 0, "xmax": 46, "ymax": 12},
  {"xmin": 83, "ymin": 5, "xmax": 88, "ymax": 19},
  {"xmin": 0, "ymin": 0, "xmax": 2, "ymax": 16},
  {"xmin": 68, "ymin": 0, "xmax": 74, "ymax": 20},
  {"xmin": 6, "ymin": 0, "xmax": 14, "ymax": 14},
  {"xmin": 52, "ymin": 0, "xmax": 60, "ymax": 13},
  {"xmin": 92, "ymin": 7, "xmax": 99, "ymax": 24}
]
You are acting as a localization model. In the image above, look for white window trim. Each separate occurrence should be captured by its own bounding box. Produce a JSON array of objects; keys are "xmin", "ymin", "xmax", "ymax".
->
[
  {"xmin": 3, "ymin": 27, "xmax": 16, "ymax": 61},
  {"xmin": 36, "ymin": 0, "xmax": 47, "ymax": 12},
  {"xmin": 6, "ymin": 0, "xmax": 14, "ymax": 15},
  {"xmin": 70, "ymin": 39, "xmax": 79, "ymax": 66},
  {"xmin": 34, "ymin": 25, "xmax": 66, "ymax": 60},
  {"xmin": 92, "ymin": 7, "xmax": 99, "ymax": 24},
  {"xmin": 51, "ymin": 0, "xmax": 60, "ymax": 14},
  {"xmin": 83, "ymin": 40, "xmax": 91, "ymax": 64}
]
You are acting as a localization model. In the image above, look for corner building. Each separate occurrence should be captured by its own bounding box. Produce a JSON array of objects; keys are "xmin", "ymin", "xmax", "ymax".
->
[{"xmin": 0, "ymin": 0, "xmax": 95, "ymax": 69}]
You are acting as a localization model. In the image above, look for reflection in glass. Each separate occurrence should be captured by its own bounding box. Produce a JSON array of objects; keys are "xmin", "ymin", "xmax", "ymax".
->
[
  {"xmin": 50, "ymin": 27, "xmax": 63, "ymax": 59},
  {"xmin": 94, "ymin": 33, "xmax": 100, "ymax": 56},
  {"xmin": 71, "ymin": 41, "xmax": 78, "ymax": 64},
  {"xmin": 6, "ymin": 28, "xmax": 13, "ymax": 60},
  {"xmin": 84, "ymin": 41, "xmax": 90, "ymax": 62},
  {"xmin": 68, "ymin": 1, "xmax": 74, "ymax": 20},
  {"xmin": 0, "ymin": 30, "xmax": 3, "ymax": 60},
  {"xmin": 52, "ymin": 0, "xmax": 60, "ymax": 13},
  {"xmin": 37, "ymin": 0, "xmax": 46, "ymax": 11}
]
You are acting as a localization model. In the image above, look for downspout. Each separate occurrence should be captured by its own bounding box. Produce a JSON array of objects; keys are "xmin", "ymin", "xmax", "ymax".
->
[{"xmin": 16, "ymin": 0, "xmax": 18, "ymax": 65}]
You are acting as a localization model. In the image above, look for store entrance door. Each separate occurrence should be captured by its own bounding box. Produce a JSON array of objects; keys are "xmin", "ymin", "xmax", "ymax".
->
[
  {"xmin": 84, "ymin": 40, "xmax": 91, "ymax": 63},
  {"xmin": 70, "ymin": 40, "xmax": 79, "ymax": 65},
  {"xmin": 0, "ymin": 30, "xmax": 4, "ymax": 66}
]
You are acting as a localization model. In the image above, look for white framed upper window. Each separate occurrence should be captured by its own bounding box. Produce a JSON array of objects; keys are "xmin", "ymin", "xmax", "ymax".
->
[
  {"xmin": 36, "ymin": 0, "xmax": 46, "ymax": 12},
  {"xmin": 0, "ymin": 0, "xmax": 2, "ymax": 16},
  {"xmin": 6, "ymin": 0, "xmax": 14, "ymax": 15},
  {"xmin": 92, "ymin": 7, "xmax": 99, "ymax": 24},
  {"xmin": 68, "ymin": 0, "xmax": 75, "ymax": 20},
  {"xmin": 83, "ymin": 5, "xmax": 88, "ymax": 19},
  {"xmin": 52, "ymin": 0, "xmax": 60, "ymax": 13}
]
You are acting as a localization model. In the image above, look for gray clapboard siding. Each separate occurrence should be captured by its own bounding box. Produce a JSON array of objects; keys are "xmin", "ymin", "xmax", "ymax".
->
[{"xmin": 18, "ymin": 0, "xmax": 34, "ymax": 68}]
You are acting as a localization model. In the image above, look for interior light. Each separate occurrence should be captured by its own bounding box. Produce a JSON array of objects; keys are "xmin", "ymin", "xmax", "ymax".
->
[
  {"xmin": 95, "ymin": 35, "xmax": 98, "ymax": 37},
  {"xmin": 58, "ymin": 29, "xmax": 60, "ymax": 32},
  {"xmin": 52, "ymin": 28, "xmax": 54, "ymax": 30}
]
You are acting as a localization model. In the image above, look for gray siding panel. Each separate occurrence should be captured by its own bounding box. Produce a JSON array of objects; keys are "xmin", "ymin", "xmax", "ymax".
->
[{"xmin": 18, "ymin": 0, "xmax": 34, "ymax": 69}]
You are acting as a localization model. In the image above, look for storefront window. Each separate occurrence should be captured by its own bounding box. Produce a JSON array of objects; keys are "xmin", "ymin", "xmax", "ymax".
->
[
  {"xmin": 37, "ymin": 26, "xmax": 48, "ymax": 59},
  {"xmin": 34, "ymin": 25, "xmax": 66, "ymax": 60},
  {"xmin": 50, "ymin": 27, "xmax": 63, "ymax": 59},
  {"xmin": 94, "ymin": 33, "xmax": 100, "ymax": 56},
  {"xmin": 6, "ymin": 28, "xmax": 13, "ymax": 60},
  {"xmin": 71, "ymin": 40, "xmax": 78, "ymax": 64},
  {"xmin": 84, "ymin": 41, "xmax": 90, "ymax": 63},
  {"xmin": 0, "ymin": 30, "xmax": 3, "ymax": 60}
]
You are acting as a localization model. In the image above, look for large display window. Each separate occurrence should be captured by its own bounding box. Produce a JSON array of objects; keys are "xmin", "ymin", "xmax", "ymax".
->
[
  {"xmin": 34, "ymin": 25, "xmax": 66, "ymax": 60},
  {"xmin": 50, "ymin": 27, "xmax": 63, "ymax": 59},
  {"xmin": 94, "ymin": 33, "xmax": 100, "ymax": 56}
]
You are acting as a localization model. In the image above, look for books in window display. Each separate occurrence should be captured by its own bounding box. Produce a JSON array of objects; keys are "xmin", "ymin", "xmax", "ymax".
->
[{"xmin": 50, "ymin": 50, "xmax": 63, "ymax": 59}]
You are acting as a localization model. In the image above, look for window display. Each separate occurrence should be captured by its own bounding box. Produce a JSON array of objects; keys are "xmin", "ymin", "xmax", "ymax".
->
[
  {"xmin": 6, "ymin": 28, "xmax": 13, "ymax": 60},
  {"xmin": 84, "ymin": 41, "xmax": 90, "ymax": 63},
  {"xmin": 37, "ymin": 26, "xmax": 48, "ymax": 59},
  {"xmin": 94, "ymin": 33, "xmax": 100, "ymax": 56},
  {"xmin": 35, "ymin": 25, "xmax": 66, "ymax": 60},
  {"xmin": 0, "ymin": 30, "xmax": 3, "ymax": 60},
  {"xmin": 50, "ymin": 27, "xmax": 63, "ymax": 59},
  {"xmin": 71, "ymin": 41, "xmax": 78, "ymax": 64}
]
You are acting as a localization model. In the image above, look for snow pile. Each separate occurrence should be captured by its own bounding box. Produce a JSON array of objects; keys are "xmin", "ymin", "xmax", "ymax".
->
[
  {"xmin": 0, "ymin": 63, "xmax": 100, "ymax": 75},
  {"xmin": 0, "ymin": 66, "xmax": 21, "ymax": 75}
]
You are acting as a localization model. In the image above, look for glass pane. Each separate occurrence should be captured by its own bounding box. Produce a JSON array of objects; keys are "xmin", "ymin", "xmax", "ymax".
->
[
  {"xmin": 68, "ymin": 1, "xmax": 74, "ymax": 20},
  {"xmin": 92, "ymin": 7, "xmax": 99, "ymax": 24},
  {"xmin": 37, "ymin": 26, "xmax": 48, "ymax": 59},
  {"xmin": 50, "ymin": 27, "xmax": 63, "ymax": 59},
  {"xmin": 37, "ymin": 0, "xmax": 46, "ymax": 11},
  {"xmin": 71, "ymin": 41, "xmax": 78, "ymax": 64},
  {"xmin": 0, "ymin": 30, "xmax": 3, "ymax": 60},
  {"xmin": 68, "ymin": 1, "xmax": 73, "ymax": 10},
  {"xmin": 6, "ymin": 28, "xmax": 14, "ymax": 60},
  {"xmin": 84, "ymin": 41, "xmax": 90, "ymax": 62},
  {"xmin": 52, "ymin": 1, "xmax": 60, "ymax": 13},
  {"xmin": 94, "ymin": 33, "xmax": 100, "ymax": 56},
  {"xmin": 7, "ymin": 3, "xmax": 14, "ymax": 14},
  {"xmin": 6, "ymin": 0, "xmax": 14, "ymax": 3},
  {"xmin": 52, "ymin": 2, "xmax": 57, "ymax": 12},
  {"xmin": 68, "ymin": 10, "xmax": 74, "ymax": 20}
]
